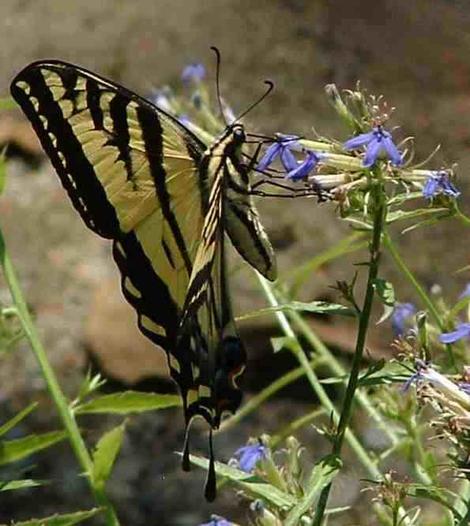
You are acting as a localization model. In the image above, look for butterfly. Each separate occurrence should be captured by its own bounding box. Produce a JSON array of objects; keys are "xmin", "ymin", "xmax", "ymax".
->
[{"xmin": 10, "ymin": 60, "xmax": 276, "ymax": 499}]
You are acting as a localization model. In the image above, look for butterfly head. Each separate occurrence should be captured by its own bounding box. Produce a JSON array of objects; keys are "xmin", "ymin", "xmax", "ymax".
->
[{"xmin": 230, "ymin": 123, "xmax": 246, "ymax": 145}]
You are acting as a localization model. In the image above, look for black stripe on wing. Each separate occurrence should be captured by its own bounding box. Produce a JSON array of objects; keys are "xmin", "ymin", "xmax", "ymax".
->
[{"xmin": 11, "ymin": 65, "xmax": 121, "ymax": 238}]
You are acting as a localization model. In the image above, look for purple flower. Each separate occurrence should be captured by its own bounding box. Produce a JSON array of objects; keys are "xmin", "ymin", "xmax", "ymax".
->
[
  {"xmin": 422, "ymin": 171, "xmax": 460, "ymax": 200},
  {"xmin": 257, "ymin": 136, "xmax": 299, "ymax": 173},
  {"xmin": 458, "ymin": 382, "xmax": 470, "ymax": 395},
  {"xmin": 181, "ymin": 63, "xmax": 206, "ymax": 84},
  {"xmin": 286, "ymin": 151, "xmax": 324, "ymax": 181},
  {"xmin": 402, "ymin": 367, "xmax": 424, "ymax": 392},
  {"xmin": 199, "ymin": 516, "xmax": 233, "ymax": 526},
  {"xmin": 391, "ymin": 303, "xmax": 416, "ymax": 336},
  {"xmin": 439, "ymin": 323, "xmax": 470, "ymax": 344},
  {"xmin": 232, "ymin": 441, "xmax": 267, "ymax": 473},
  {"xmin": 343, "ymin": 126, "xmax": 403, "ymax": 168}
]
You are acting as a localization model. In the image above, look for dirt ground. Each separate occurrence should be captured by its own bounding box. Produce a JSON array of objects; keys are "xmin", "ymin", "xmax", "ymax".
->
[{"xmin": 1, "ymin": 1, "xmax": 470, "ymax": 524}]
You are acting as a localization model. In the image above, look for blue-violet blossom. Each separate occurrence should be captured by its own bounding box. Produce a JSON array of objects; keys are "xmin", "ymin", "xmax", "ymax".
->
[
  {"xmin": 232, "ymin": 441, "xmax": 268, "ymax": 473},
  {"xmin": 391, "ymin": 302, "xmax": 416, "ymax": 336},
  {"xmin": 422, "ymin": 170, "xmax": 460, "ymax": 200},
  {"xmin": 286, "ymin": 151, "xmax": 324, "ymax": 181},
  {"xmin": 439, "ymin": 323, "xmax": 470, "ymax": 344},
  {"xmin": 257, "ymin": 136, "xmax": 299, "ymax": 173},
  {"xmin": 181, "ymin": 63, "xmax": 206, "ymax": 84},
  {"xmin": 343, "ymin": 126, "xmax": 403, "ymax": 167}
]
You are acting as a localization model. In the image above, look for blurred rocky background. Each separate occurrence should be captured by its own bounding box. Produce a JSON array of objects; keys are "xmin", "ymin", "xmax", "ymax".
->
[{"xmin": 1, "ymin": 0, "xmax": 470, "ymax": 524}]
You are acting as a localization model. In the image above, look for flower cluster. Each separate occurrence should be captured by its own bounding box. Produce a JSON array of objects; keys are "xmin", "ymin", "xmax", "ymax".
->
[
  {"xmin": 257, "ymin": 136, "xmax": 326, "ymax": 181},
  {"xmin": 422, "ymin": 170, "xmax": 460, "ymax": 200}
]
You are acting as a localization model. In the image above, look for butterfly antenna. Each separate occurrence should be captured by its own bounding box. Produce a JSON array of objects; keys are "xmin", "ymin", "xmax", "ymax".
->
[
  {"xmin": 210, "ymin": 46, "xmax": 228, "ymax": 126},
  {"xmin": 234, "ymin": 79, "xmax": 274, "ymax": 123}
]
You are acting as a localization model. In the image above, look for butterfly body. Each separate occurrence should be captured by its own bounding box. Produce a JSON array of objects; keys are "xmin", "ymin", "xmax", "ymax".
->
[{"xmin": 10, "ymin": 60, "xmax": 276, "ymax": 498}]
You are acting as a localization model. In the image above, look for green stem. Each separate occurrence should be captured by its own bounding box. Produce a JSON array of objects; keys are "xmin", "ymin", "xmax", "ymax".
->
[
  {"xmin": 383, "ymin": 232, "xmax": 456, "ymax": 369},
  {"xmin": 287, "ymin": 309, "xmax": 399, "ymax": 447},
  {"xmin": 383, "ymin": 233, "xmax": 442, "ymax": 328},
  {"xmin": 454, "ymin": 205, "xmax": 470, "ymax": 227},
  {"xmin": 257, "ymin": 274, "xmax": 381, "ymax": 479},
  {"xmin": 313, "ymin": 180, "xmax": 386, "ymax": 525},
  {"xmin": 270, "ymin": 408, "xmax": 326, "ymax": 448},
  {"xmin": 0, "ymin": 231, "xmax": 119, "ymax": 526}
]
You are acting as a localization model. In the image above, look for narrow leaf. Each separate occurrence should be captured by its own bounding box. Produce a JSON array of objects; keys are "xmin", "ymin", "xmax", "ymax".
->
[
  {"xmin": 91, "ymin": 424, "xmax": 125, "ymax": 489},
  {"xmin": 0, "ymin": 431, "xmax": 66, "ymax": 466},
  {"xmin": 0, "ymin": 479, "xmax": 44, "ymax": 491},
  {"xmin": 187, "ymin": 454, "xmax": 295, "ymax": 508},
  {"xmin": 10, "ymin": 508, "xmax": 102, "ymax": 526},
  {"xmin": 237, "ymin": 301, "xmax": 355, "ymax": 322},
  {"xmin": 0, "ymin": 402, "xmax": 38, "ymax": 437},
  {"xmin": 75, "ymin": 391, "xmax": 181, "ymax": 414},
  {"xmin": 270, "ymin": 336, "xmax": 298, "ymax": 354},
  {"xmin": 386, "ymin": 207, "xmax": 450, "ymax": 224},
  {"xmin": 373, "ymin": 279, "xmax": 395, "ymax": 325},
  {"xmin": 285, "ymin": 455, "xmax": 341, "ymax": 526}
]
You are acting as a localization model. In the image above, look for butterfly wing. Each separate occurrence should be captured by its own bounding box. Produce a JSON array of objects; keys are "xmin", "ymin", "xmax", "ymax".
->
[{"xmin": 10, "ymin": 60, "xmax": 210, "ymax": 410}]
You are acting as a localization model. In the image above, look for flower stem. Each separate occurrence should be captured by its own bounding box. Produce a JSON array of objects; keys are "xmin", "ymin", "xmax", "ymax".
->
[
  {"xmin": 257, "ymin": 275, "xmax": 381, "ymax": 478},
  {"xmin": 383, "ymin": 231, "xmax": 456, "ymax": 370},
  {"xmin": 454, "ymin": 205, "xmax": 470, "ymax": 227},
  {"xmin": 0, "ymin": 230, "xmax": 119, "ymax": 526},
  {"xmin": 313, "ymin": 180, "xmax": 386, "ymax": 525}
]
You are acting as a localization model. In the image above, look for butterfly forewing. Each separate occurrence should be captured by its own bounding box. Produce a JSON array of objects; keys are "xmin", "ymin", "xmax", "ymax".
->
[{"xmin": 10, "ymin": 60, "xmax": 209, "ymax": 402}]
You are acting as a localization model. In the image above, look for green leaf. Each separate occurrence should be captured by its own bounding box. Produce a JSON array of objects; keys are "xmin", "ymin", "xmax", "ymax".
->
[
  {"xmin": 237, "ymin": 301, "xmax": 355, "ymax": 322},
  {"xmin": 75, "ymin": 391, "xmax": 181, "ymax": 414},
  {"xmin": 373, "ymin": 278, "xmax": 395, "ymax": 325},
  {"xmin": 285, "ymin": 455, "xmax": 342, "ymax": 526},
  {"xmin": 0, "ymin": 479, "xmax": 44, "ymax": 491},
  {"xmin": 406, "ymin": 483, "xmax": 462, "ymax": 519},
  {"xmin": 91, "ymin": 424, "xmax": 125, "ymax": 490},
  {"xmin": 386, "ymin": 207, "xmax": 450, "ymax": 224},
  {"xmin": 0, "ymin": 402, "xmax": 38, "ymax": 437},
  {"xmin": 0, "ymin": 431, "xmax": 66, "ymax": 466},
  {"xmin": 387, "ymin": 191, "xmax": 424, "ymax": 206},
  {"xmin": 357, "ymin": 361, "xmax": 408, "ymax": 387},
  {"xmin": 9, "ymin": 508, "xmax": 102, "ymax": 526},
  {"xmin": 270, "ymin": 336, "xmax": 298, "ymax": 354},
  {"xmin": 188, "ymin": 454, "xmax": 296, "ymax": 508}
]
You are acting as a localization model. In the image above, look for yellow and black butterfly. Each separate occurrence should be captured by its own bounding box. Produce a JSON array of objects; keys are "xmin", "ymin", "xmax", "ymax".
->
[{"xmin": 10, "ymin": 60, "xmax": 276, "ymax": 499}]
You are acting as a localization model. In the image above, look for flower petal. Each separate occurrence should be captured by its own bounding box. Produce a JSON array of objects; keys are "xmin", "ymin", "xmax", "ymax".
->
[
  {"xmin": 181, "ymin": 63, "xmax": 206, "ymax": 84},
  {"xmin": 286, "ymin": 151, "xmax": 320, "ymax": 181},
  {"xmin": 439, "ymin": 323, "xmax": 470, "ymax": 344},
  {"xmin": 280, "ymin": 146, "xmax": 298, "ymax": 172},
  {"xmin": 363, "ymin": 138, "xmax": 382, "ymax": 168},
  {"xmin": 391, "ymin": 302, "xmax": 416, "ymax": 336},
  {"xmin": 343, "ymin": 131, "xmax": 375, "ymax": 150},
  {"xmin": 422, "ymin": 175, "xmax": 439, "ymax": 199},
  {"xmin": 257, "ymin": 143, "xmax": 282, "ymax": 171},
  {"xmin": 382, "ymin": 136, "xmax": 403, "ymax": 166},
  {"xmin": 233, "ymin": 443, "xmax": 267, "ymax": 473}
]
